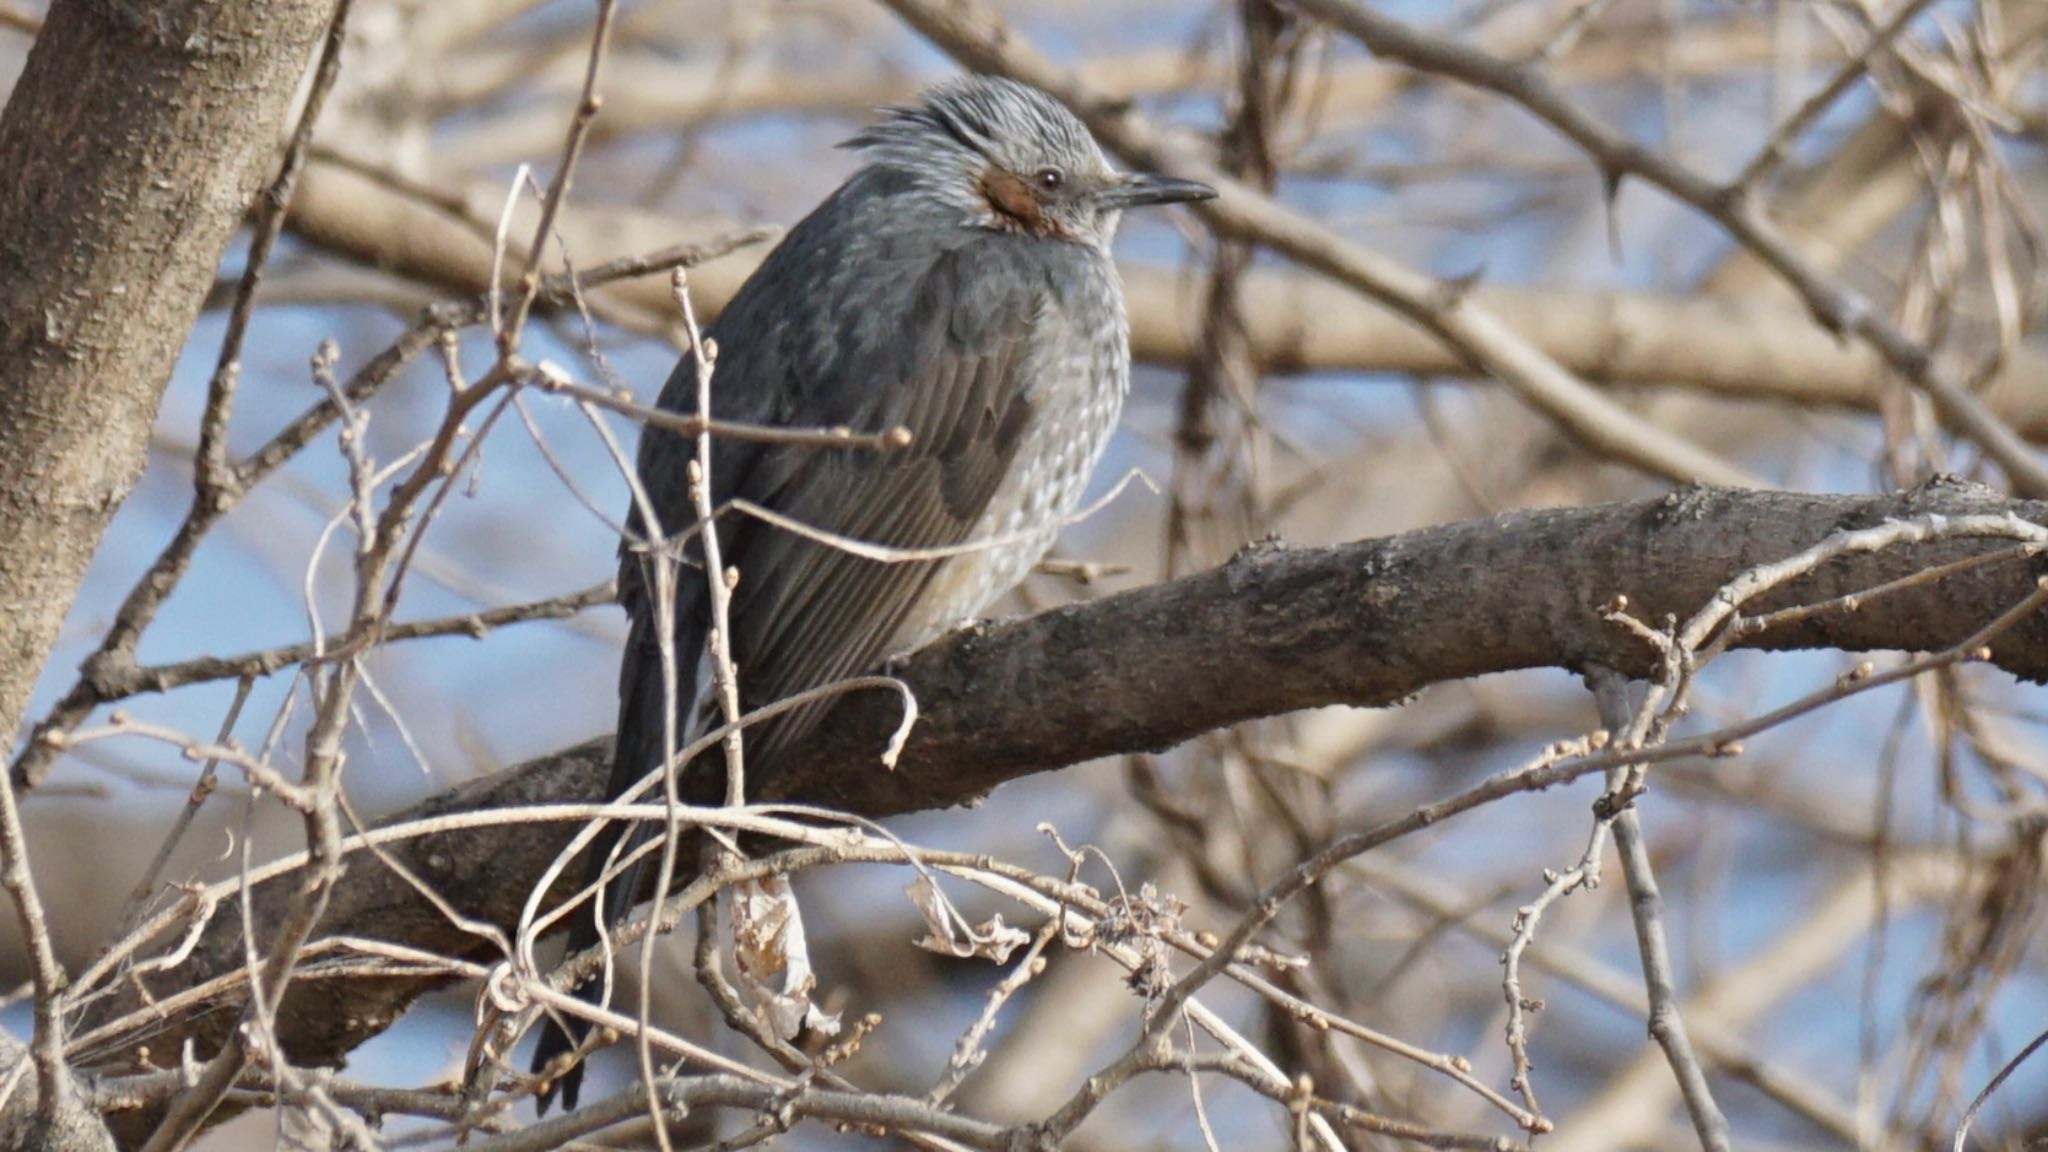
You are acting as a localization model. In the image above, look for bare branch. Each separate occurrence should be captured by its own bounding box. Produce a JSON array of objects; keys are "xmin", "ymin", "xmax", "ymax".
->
[{"xmin": 68, "ymin": 482, "xmax": 2048, "ymax": 1111}]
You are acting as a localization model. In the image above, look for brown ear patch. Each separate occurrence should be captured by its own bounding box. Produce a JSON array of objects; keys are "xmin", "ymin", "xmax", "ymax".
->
[{"xmin": 979, "ymin": 168, "xmax": 1045, "ymax": 231}]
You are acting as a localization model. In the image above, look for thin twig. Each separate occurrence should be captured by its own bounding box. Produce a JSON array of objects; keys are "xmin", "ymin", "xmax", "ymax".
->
[
  {"xmin": 1951, "ymin": 1022, "xmax": 2048, "ymax": 1152},
  {"xmin": 195, "ymin": 0, "xmax": 359, "ymax": 488},
  {"xmin": 110, "ymin": 679, "xmax": 256, "ymax": 939},
  {"xmin": 87, "ymin": 582, "xmax": 617, "ymax": 701},
  {"xmin": 1290, "ymin": 0, "xmax": 2048, "ymax": 495},
  {"xmin": 9, "ymin": 228, "xmax": 768, "ymax": 792},
  {"xmin": 499, "ymin": 0, "xmax": 618, "ymax": 353},
  {"xmin": 1732, "ymin": 0, "xmax": 1943, "ymax": 188},
  {"xmin": 0, "ymin": 719, "xmax": 71, "ymax": 1122},
  {"xmin": 1589, "ymin": 666, "xmax": 1734, "ymax": 1152},
  {"xmin": 529, "ymin": 368, "xmax": 912, "ymax": 452}
]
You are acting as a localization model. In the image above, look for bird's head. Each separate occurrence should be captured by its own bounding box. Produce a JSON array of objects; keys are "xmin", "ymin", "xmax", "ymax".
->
[{"xmin": 846, "ymin": 75, "xmax": 1215, "ymax": 250}]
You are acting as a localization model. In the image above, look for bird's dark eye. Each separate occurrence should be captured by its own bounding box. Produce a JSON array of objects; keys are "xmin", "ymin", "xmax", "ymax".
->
[{"xmin": 1034, "ymin": 167, "xmax": 1063, "ymax": 192}]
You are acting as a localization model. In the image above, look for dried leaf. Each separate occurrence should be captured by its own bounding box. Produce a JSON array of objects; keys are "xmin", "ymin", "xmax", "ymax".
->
[{"xmin": 729, "ymin": 875, "xmax": 841, "ymax": 1040}]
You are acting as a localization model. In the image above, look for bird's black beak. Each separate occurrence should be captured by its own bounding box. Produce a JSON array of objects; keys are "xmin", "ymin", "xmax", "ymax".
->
[{"xmin": 1102, "ymin": 172, "xmax": 1218, "ymax": 209}]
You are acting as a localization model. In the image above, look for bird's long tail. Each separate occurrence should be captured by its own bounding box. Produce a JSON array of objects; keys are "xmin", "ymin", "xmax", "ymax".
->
[{"xmin": 531, "ymin": 610, "xmax": 704, "ymax": 1113}]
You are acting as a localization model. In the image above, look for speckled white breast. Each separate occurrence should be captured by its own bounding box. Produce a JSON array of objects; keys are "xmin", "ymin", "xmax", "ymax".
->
[{"xmin": 889, "ymin": 258, "xmax": 1129, "ymax": 653}]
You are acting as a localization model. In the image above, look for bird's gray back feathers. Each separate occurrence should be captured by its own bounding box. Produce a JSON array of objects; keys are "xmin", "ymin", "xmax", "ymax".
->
[{"xmin": 625, "ymin": 157, "xmax": 1129, "ymax": 767}]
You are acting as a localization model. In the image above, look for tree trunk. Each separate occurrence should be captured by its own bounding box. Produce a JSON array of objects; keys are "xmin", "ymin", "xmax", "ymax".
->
[{"xmin": 0, "ymin": 0, "xmax": 339, "ymax": 747}]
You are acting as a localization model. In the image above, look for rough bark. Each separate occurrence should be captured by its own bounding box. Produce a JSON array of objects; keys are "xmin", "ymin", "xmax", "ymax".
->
[
  {"xmin": 78, "ymin": 482, "xmax": 2048, "ymax": 1116},
  {"xmin": 0, "ymin": 0, "xmax": 338, "ymax": 746}
]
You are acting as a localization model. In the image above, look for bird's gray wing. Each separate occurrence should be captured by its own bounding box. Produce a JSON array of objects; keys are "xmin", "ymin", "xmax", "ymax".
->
[{"xmin": 718, "ymin": 238, "xmax": 1048, "ymax": 755}]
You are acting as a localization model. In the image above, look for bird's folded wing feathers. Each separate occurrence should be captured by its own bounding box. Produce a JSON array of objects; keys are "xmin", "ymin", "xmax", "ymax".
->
[{"xmin": 717, "ymin": 241, "xmax": 1049, "ymax": 754}]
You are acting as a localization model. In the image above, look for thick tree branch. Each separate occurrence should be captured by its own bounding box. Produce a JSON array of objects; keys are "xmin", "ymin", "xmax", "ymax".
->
[{"xmin": 78, "ymin": 483, "xmax": 2048, "ymax": 1129}]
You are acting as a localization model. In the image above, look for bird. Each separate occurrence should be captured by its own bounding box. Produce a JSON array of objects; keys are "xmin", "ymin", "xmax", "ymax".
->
[{"xmin": 530, "ymin": 74, "xmax": 1215, "ymax": 1111}]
